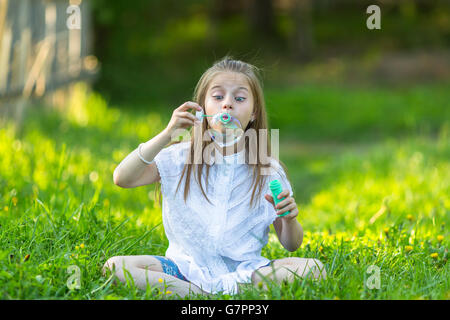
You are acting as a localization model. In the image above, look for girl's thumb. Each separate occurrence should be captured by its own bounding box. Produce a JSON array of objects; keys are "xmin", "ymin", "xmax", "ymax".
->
[{"xmin": 265, "ymin": 194, "xmax": 274, "ymax": 204}]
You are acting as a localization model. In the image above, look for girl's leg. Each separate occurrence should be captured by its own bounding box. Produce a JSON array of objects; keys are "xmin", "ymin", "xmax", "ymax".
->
[
  {"xmin": 250, "ymin": 257, "xmax": 327, "ymax": 290},
  {"xmin": 102, "ymin": 255, "xmax": 210, "ymax": 298}
]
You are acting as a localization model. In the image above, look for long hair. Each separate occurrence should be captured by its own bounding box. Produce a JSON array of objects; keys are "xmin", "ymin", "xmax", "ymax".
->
[{"xmin": 154, "ymin": 56, "xmax": 290, "ymax": 209}]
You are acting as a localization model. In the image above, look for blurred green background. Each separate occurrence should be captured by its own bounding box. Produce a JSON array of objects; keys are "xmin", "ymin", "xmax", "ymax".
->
[{"xmin": 90, "ymin": 0, "xmax": 450, "ymax": 109}]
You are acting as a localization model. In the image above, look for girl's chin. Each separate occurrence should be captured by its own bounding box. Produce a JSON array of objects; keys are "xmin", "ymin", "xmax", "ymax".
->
[
  {"xmin": 207, "ymin": 128, "xmax": 244, "ymax": 147},
  {"xmin": 209, "ymin": 128, "xmax": 243, "ymax": 138}
]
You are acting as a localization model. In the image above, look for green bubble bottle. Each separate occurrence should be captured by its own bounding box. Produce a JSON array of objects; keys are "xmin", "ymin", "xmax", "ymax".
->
[{"xmin": 269, "ymin": 179, "xmax": 290, "ymax": 217}]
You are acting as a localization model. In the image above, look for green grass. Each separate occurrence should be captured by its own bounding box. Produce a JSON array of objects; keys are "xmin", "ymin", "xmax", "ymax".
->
[{"xmin": 0, "ymin": 82, "xmax": 448, "ymax": 299}]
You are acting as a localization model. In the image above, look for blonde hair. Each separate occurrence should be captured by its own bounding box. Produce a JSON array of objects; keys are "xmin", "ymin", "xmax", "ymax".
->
[{"xmin": 155, "ymin": 56, "xmax": 290, "ymax": 209}]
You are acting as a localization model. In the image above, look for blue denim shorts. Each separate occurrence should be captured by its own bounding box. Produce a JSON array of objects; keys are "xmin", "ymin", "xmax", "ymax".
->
[{"xmin": 153, "ymin": 256, "xmax": 187, "ymax": 281}]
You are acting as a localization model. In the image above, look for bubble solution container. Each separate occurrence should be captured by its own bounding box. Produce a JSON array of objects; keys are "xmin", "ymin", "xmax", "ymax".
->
[{"xmin": 269, "ymin": 179, "xmax": 290, "ymax": 217}]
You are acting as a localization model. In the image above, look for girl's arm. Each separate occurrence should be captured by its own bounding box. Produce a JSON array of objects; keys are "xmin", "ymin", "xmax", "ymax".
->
[
  {"xmin": 265, "ymin": 191, "xmax": 303, "ymax": 252},
  {"xmin": 273, "ymin": 217, "xmax": 303, "ymax": 252},
  {"xmin": 113, "ymin": 129, "xmax": 171, "ymax": 188},
  {"xmin": 113, "ymin": 102, "xmax": 202, "ymax": 188}
]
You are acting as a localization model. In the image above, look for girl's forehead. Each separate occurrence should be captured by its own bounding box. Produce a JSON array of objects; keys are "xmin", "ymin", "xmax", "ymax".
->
[{"xmin": 208, "ymin": 72, "xmax": 250, "ymax": 91}]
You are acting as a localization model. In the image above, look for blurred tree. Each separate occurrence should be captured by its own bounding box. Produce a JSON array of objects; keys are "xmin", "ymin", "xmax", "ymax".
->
[
  {"xmin": 86, "ymin": 0, "xmax": 450, "ymax": 107},
  {"xmin": 291, "ymin": 0, "xmax": 313, "ymax": 61},
  {"xmin": 247, "ymin": 0, "xmax": 279, "ymax": 41}
]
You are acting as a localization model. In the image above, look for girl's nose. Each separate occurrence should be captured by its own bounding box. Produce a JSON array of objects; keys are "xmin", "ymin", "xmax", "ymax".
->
[{"xmin": 222, "ymin": 103, "xmax": 232, "ymax": 111}]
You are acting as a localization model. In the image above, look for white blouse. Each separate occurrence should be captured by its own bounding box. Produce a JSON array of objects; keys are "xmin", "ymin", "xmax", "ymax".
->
[{"xmin": 153, "ymin": 141, "xmax": 293, "ymax": 295}]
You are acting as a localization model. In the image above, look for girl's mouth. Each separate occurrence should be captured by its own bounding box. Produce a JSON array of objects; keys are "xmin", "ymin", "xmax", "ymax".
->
[
  {"xmin": 208, "ymin": 112, "xmax": 244, "ymax": 147},
  {"xmin": 211, "ymin": 112, "xmax": 242, "ymax": 130},
  {"xmin": 196, "ymin": 110, "xmax": 244, "ymax": 146},
  {"xmin": 196, "ymin": 110, "xmax": 242, "ymax": 130}
]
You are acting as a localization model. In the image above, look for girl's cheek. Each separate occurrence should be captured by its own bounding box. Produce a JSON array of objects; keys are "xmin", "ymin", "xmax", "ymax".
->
[{"xmin": 204, "ymin": 99, "xmax": 216, "ymax": 110}]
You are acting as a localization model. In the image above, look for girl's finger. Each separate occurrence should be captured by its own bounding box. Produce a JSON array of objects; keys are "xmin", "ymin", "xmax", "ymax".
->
[
  {"xmin": 276, "ymin": 202, "xmax": 294, "ymax": 215},
  {"xmin": 178, "ymin": 111, "xmax": 198, "ymax": 122},
  {"xmin": 264, "ymin": 194, "xmax": 274, "ymax": 206},
  {"xmin": 277, "ymin": 202, "xmax": 298, "ymax": 216},
  {"xmin": 176, "ymin": 118, "xmax": 196, "ymax": 128},
  {"xmin": 276, "ymin": 189, "xmax": 291, "ymax": 200},
  {"xmin": 274, "ymin": 197, "xmax": 294, "ymax": 210},
  {"xmin": 178, "ymin": 101, "xmax": 202, "ymax": 112},
  {"xmin": 280, "ymin": 211, "xmax": 297, "ymax": 220}
]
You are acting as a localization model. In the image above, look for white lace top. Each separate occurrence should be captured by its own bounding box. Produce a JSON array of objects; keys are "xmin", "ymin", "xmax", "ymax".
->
[{"xmin": 153, "ymin": 141, "xmax": 293, "ymax": 294}]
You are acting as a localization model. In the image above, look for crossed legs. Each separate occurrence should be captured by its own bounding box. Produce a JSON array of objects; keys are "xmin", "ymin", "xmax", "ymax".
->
[
  {"xmin": 102, "ymin": 256, "xmax": 326, "ymax": 297},
  {"xmin": 102, "ymin": 255, "xmax": 210, "ymax": 298},
  {"xmin": 250, "ymin": 257, "xmax": 327, "ymax": 291}
]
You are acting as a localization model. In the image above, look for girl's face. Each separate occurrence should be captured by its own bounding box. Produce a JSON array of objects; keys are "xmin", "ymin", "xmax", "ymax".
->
[{"xmin": 204, "ymin": 72, "xmax": 255, "ymax": 131}]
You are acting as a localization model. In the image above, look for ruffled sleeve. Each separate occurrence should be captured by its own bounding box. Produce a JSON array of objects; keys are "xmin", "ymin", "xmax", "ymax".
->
[{"xmin": 154, "ymin": 141, "xmax": 190, "ymax": 197}]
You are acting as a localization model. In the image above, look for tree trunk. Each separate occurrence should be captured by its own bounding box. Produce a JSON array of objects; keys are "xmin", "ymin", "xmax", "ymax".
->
[
  {"xmin": 247, "ymin": 0, "xmax": 278, "ymax": 41},
  {"xmin": 292, "ymin": 0, "xmax": 313, "ymax": 62}
]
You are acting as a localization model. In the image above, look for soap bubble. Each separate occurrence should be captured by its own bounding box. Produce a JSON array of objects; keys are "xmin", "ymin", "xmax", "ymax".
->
[{"xmin": 207, "ymin": 112, "xmax": 244, "ymax": 147}]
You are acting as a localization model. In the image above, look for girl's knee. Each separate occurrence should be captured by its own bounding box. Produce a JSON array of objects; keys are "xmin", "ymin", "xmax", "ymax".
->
[
  {"xmin": 307, "ymin": 258, "xmax": 326, "ymax": 280},
  {"xmin": 251, "ymin": 265, "xmax": 271, "ymax": 286},
  {"xmin": 251, "ymin": 269, "xmax": 259, "ymax": 284},
  {"xmin": 278, "ymin": 257, "xmax": 326, "ymax": 280},
  {"xmin": 103, "ymin": 256, "xmax": 126, "ymax": 275}
]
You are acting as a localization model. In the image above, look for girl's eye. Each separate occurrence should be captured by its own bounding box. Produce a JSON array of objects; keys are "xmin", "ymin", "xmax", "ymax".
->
[{"xmin": 213, "ymin": 95, "xmax": 246, "ymax": 102}]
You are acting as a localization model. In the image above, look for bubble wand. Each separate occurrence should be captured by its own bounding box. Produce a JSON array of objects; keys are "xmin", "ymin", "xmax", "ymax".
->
[
  {"xmin": 195, "ymin": 110, "xmax": 239, "ymax": 129},
  {"xmin": 196, "ymin": 111, "xmax": 241, "ymax": 129}
]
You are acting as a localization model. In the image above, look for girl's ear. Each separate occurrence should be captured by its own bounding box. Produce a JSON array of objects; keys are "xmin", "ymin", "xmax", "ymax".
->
[{"xmin": 250, "ymin": 114, "xmax": 255, "ymax": 122}]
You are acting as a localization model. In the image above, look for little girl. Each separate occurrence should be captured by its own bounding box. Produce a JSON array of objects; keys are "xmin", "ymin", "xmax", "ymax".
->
[{"xmin": 103, "ymin": 57, "xmax": 326, "ymax": 298}]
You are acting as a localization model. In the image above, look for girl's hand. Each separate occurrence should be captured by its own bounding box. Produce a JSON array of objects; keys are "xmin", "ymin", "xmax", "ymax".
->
[
  {"xmin": 264, "ymin": 190, "xmax": 299, "ymax": 221},
  {"xmin": 165, "ymin": 101, "xmax": 203, "ymax": 136}
]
